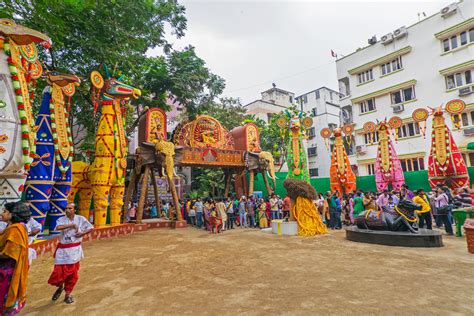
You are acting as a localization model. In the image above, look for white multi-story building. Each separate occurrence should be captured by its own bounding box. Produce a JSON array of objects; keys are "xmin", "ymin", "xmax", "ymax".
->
[
  {"xmin": 336, "ymin": 1, "xmax": 474, "ymax": 177},
  {"xmin": 244, "ymin": 86, "xmax": 295, "ymax": 123},
  {"xmin": 296, "ymin": 87, "xmax": 342, "ymax": 178}
]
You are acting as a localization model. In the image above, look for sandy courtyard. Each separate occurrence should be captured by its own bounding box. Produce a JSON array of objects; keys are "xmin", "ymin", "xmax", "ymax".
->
[{"xmin": 23, "ymin": 228, "xmax": 473, "ymax": 315}]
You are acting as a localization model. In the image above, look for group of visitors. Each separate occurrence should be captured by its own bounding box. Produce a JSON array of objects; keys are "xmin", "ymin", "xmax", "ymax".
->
[
  {"xmin": 321, "ymin": 183, "xmax": 467, "ymax": 235},
  {"xmin": 0, "ymin": 201, "xmax": 93, "ymax": 314},
  {"xmin": 178, "ymin": 194, "xmax": 289, "ymax": 233}
]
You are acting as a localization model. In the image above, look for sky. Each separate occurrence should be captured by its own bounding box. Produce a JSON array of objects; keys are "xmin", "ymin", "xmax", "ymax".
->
[{"xmin": 148, "ymin": 0, "xmax": 454, "ymax": 104}]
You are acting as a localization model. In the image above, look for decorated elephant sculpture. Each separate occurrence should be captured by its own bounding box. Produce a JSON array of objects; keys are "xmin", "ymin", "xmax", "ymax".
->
[{"xmin": 355, "ymin": 199, "xmax": 421, "ymax": 233}]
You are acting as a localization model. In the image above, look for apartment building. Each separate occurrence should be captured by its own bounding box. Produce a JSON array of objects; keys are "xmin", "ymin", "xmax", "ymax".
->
[
  {"xmin": 244, "ymin": 86, "xmax": 295, "ymax": 123},
  {"xmin": 336, "ymin": 1, "xmax": 474, "ymax": 176},
  {"xmin": 295, "ymin": 87, "xmax": 341, "ymax": 177}
]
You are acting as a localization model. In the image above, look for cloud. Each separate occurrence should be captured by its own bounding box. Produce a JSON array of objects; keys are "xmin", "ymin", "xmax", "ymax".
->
[{"xmin": 151, "ymin": 0, "xmax": 449, "ymax": 104}]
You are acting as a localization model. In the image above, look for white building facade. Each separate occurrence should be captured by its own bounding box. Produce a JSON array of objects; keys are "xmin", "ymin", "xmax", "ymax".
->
[
  {"xmin": 296, "ymin": 87, "xmax": 342, "ymax": 178},
  {"xmin": 244, "ymin": 87, "xmax": 295, "ymax": 123},
  {"xmin": 336, "ymin": 1, "xmax": 474, "ymax": 177}
]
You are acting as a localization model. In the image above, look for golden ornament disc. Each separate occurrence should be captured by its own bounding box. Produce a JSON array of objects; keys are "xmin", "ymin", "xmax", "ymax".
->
[
  {"xmin": 19, "ymin": 43, "xmax": 38, "ymax": 62},
  {"xmin": 90, "ymin": 70, "xmax": 104, "ymax": 89},
  {"xmin": 363, "ymin": 121, "xmax": 376, "ymax": 133},
  {"xmin": 302, "ymin": 117, "xmax": 313, "ymax": 128},
  {"xmin": 277, "ymin": 116, "xmax": 287, "ymax": 128},
  {"xmin": 276, "ymin": 117, "xmax": 287, "ymax": 128},
  {"xmin": 342, "ymin": 124, "xmax": 354, "ymax": 135},
  {"xmin": 388, "ymin": 116, "xmax": 402, "ymax": 129},
  {"xmin": 62, "ymin": 83, "xmax": 76, "ymax": 97},
  {"xmin": 293, "ymin": 167, "xmax": 301, "ymax": 175},
  {"xmin": 120, "ymin": 158, "xmax": 127, "ymax": 169},
  {"xmin": 412, "ymin": 108, "xmax": 429, "ymax": 122},
  {"xmin": 320, "ymin": 127, "xmax": 332, "ymax": 138},
  {"xmin": 29, "ymin": 60, "xmax": 43, "ymax": 80},
  {"xmin": 445, "ymin": 99, "xmax": 465, "ymax": 114}
]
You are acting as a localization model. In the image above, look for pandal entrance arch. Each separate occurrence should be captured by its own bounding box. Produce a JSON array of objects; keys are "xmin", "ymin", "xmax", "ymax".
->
[{"xmin": 125, "ymin": 109, "xmax": 277, "ymax": 224}]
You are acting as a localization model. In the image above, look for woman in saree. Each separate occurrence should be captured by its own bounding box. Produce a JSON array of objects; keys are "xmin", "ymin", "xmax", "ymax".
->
[
  {"xmin": 352, "ymin": 191, "xmax": 365, "ymax": 220},
  {"xmin": 258, "ymin": 199, "xmax": 268, "ymax": 228},
  {"xmin": 0, "ymin": 202, "xmax": 30, "ymax": 315}
]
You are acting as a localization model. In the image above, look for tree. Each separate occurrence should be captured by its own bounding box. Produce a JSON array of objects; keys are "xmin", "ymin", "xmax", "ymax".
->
[
  {"xmin": 137, "ymin": 46, "xmax": 225, "ymax": 116},
  {"xmin": 4, "ymin": 0, "xmax": 188, "ymax": 151}
]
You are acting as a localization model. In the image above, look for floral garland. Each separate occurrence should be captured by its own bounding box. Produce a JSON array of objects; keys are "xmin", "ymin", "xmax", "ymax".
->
[
  {"xmin": 3, "ymin": 39, "xmax": 34, "ymax": 171},
  {"xmin": 49, "ymin": 93, "xmax": 74, "ymax": 177},
  {"xmin": 394, "ymin": 206, "xmax": 417, "ymax": 223}
]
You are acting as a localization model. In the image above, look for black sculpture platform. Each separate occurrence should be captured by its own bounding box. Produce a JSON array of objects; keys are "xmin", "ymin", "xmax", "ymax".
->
[{"xmin": 345, "ymin": 227, "xmax": 443, "ymax": 248}]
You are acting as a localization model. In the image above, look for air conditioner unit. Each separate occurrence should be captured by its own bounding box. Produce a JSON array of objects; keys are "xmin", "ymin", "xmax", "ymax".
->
[
  {"xmin": 441, "ymin": 3, "xmax": 457, "ymax": 18},
  {"xmin": 463, "ymin": 127, "xmax": 474, "ymax": 136},
  {"xmin": 393, "ymin": 105, "xmax": 404, "ymax": 113},
  {"xmin": 381, "ymin": 33, "xmax": 394, "ymax": 45},
  {"xmin": 356, "ymin": 145, "xmax": 367, "ymax": 154},
  {"xmin": 393, "ymin": 26, "xmax": 407, "ymax": 39},
  {"xmin": 459, "ymin": 86, "xmax": 473, "ymax": 96}
]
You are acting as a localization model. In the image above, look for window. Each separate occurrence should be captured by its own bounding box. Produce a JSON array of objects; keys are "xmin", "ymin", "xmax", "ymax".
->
[
  {"xmin": 391, "ymin": 86, "xmax": 415, "ymax": 105},
  {"xmin": 461, "ymin": 113, "xmax": 469, "ymax": 127},
  {"xmin": 400, "ymin": 157, "xmax": 425, "ymax": 172},
  {"xmin": 308, "ymin": 147, "xmax": 317, "ymax": 157},
  {"xmin": 442, "ymin": 29, "xmax": 474, "ymax": 52},
  {"xmin": 446, "ymin": 74, "xmax": 456, "ymax": 89},
  {"xmin": 309, "ymin": 168, "xmax": 319, "ymax": 177},
  {"xmin": 450, "ymin": 36, "xmax": 458, "ymax": 50},
  {"xmin": 466, "ymin": 71, "xmax": 472, "ymax": 84},
  {"xmin": 302, "ymin": 95, "xmax": 308, "ymax": 104},
  {"xmin": 397, "ymin": 122, "xmax": 421, "ymax": 138},
  {"xmin": 311, "ymin": 108, "xmax": 317, "ymax": 116},
  {"xmin": 289, "ymin": 95, "xmax": 293, "ymax": 103},
  {"xmin": 315, "ymin": 90, "xmax": 320, "ymax": 99},
  {"xmin": 367, "ymin": 164, "xmax": 375, "ymax": 175},
  {"xmin": 381, "ymin": 56, "xmax": 402, "ymax": 75},
  {"xmin": 460, "ymin": 31, "xmax": 468, "ymax": 45},
  {"xmin": 328, "ymin": 123, "xmax": 337, "ymax": 130},
  {"xmin": 445, "ymin": 70, "xmax": 473, "ymax": 89},
  {"xmin": 443, "ymin": 39, "xmax": 450, "ymax": 52},
  {"xmin": 357, "ymin": 69, "xmax": 374, "ymax": 84},
  {"xmin": 364, "ymin": 132, "xmax": 379, "ymax": 144},
  {"xmin": 459, "ymin": 110, "xmax": 474, "ymax": 127},
  {"xmin": 308, "ymin": 127, "xmax": 315, "ymax": 137},
  {"xmin": 359, "ymin": 98, "xmax": 376, "ymax": 113}
]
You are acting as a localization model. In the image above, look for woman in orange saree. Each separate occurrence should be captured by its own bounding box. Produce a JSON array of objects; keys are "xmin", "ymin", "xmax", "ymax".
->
[{"xmin": 0, "ymin": 202, "xmax": 30, "ymax": 315}]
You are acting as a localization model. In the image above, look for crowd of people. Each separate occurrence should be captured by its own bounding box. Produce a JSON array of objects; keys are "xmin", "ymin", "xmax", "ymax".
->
[
  {"xmin": 133, "ymin": 182, "xmax": 469, "ymax": 235},
  {"xmin": 319, "ymin": 183, "xmax": 472, "ymax": 235},
  {"xmin": 180, "ymin": 194, "xmax": 290, "ymax": 233}
]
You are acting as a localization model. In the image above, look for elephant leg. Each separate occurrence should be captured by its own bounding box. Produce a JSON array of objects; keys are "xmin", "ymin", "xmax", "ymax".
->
[
  {"xmin": 49, "ymin": 181, "xmax": 71, "ymax": 234},
  {"xmin": 109, "ymin": 184, "xmax": 125, "ymax": 226},
  {"xmin": 24, "ymin": 181, "xmax": 53, "ymax": 233},
  {"xmin": 93, "ymin": 185, "xmax": 111, "ymax": 227},
  {"xmin": 77, "ymin": 188, "xmax": 93, "ymax": 219}
]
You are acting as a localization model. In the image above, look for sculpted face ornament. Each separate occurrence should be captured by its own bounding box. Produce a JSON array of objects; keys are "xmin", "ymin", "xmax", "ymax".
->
[{"xmin": 0, "ymin": 19, "xmax": 51, "ymax": 48}]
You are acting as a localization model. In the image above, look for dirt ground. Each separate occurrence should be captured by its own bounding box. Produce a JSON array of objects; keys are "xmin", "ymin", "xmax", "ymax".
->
[{"xmin": 23, "ymin": 227, "xmax": 473, "ymax": 316}]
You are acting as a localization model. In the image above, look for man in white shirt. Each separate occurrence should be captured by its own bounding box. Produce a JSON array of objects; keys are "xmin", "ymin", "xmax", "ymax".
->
[
  {"xmin": 48, "ymin": 203, "xmax": 93, "ymax": 304},
  {"xmin": 25, "ymin": 217, "xmax": 42, "ymax": 265}
]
